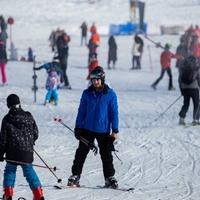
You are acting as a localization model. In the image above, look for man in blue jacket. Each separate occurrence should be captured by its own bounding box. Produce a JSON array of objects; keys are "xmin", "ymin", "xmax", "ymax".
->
[{"xmin": 68, "ymin": 66, "xmax": 119, "ymax": 189}]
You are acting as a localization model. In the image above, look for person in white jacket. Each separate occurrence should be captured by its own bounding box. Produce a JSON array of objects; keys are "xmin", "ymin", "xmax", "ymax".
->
[{"xmin": 130, "ymin": 34, "xmax": 144, "ymax": 70}]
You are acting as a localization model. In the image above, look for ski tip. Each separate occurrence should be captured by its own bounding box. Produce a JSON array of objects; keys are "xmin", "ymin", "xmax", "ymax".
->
[{"xmin": 54, "ymin": 185, "xmax": 62, "ymax": 189}]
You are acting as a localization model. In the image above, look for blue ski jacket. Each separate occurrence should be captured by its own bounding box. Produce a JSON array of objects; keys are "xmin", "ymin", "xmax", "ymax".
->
[{"xmin": 75, "ymin": 84, "xmax": 119, "ymax": 134}]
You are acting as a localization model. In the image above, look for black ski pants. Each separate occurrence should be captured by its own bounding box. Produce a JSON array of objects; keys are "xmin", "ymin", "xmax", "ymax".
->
[
  {"xmin": 153, "ymin": 68, "xmax": 173, "ymax": 89},
  {"xmin": 132, "ymin": 55, "xmax": 141, "ymax": 69},
  {"xmin": 58, "ymin": 48, "xmax": 70, "ymax": 86},
  {"xmin": 179, "ymin": 88, "xmax": 200, "ymax": 120},
  {"xmin": 71, "ymin": 131, "xmax": 115, "ymax": 180}
]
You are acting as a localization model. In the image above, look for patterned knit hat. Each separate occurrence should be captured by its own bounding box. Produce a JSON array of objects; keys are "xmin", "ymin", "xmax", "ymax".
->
[{"xmin": 7, "ymin": 94, "xmax": 20, "ymax": 108}]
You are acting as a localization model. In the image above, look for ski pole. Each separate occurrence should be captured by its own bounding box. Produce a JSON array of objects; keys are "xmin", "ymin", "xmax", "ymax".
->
[
  {"xmin": 152, "ymin": 95, "xmax": 182, "ymax": 123},
  {"xmin": 4, "ymin": 158, "xmax": 57, "ymax": 171},
  {"xmin": 54, "ymin": 117, "xmax": 98, "ymax": 155},
  {"xmin": 33, "ymin": 149, "xmax": 62, "ymax": 183}
]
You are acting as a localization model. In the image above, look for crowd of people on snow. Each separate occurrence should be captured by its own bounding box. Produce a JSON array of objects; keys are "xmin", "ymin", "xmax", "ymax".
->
[
  {"xmin": 151, "ymin": 24, "xmax": 200, "ymax": 125},
  {"xmin": 2, "ymin": 12, "xmax": 200, "ymax": 198}
]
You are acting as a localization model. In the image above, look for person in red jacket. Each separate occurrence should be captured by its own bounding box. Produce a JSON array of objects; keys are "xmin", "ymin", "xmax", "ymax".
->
[
  {"xmin": 151, "ymin": 43, "xmax": 180, "ymax": 90},
  {"xmin": 87, "ymin": 53, "xmax": 99, "ymax": 80}
]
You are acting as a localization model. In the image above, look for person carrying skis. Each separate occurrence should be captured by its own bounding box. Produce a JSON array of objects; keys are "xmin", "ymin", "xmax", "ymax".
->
[
  {"xmin": 178, "ymin": 56, "xmax": 200, "ymax": 125},
  {"xmin": 151, "ymin": 43, "xmax": 181, "ymax": 90},
  {"xmin": 44, "ymin": 69, "xmax": 59, "ymax": 105},
  {"xmin": 0, "ymin": 94, "xmax": 45, "ymax": 200},
  {"xmin": 68, "ymin": 66, "xmax": 119, "ymax": 189}
]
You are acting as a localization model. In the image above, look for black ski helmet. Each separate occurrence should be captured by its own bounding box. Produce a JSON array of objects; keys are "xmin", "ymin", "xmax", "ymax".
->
[
  {"xmin": 90, "ymin": 66, "xmax": 105, "ymax": 82},
  {"xmin": 7, "ymin": 94, "xmax": 20, "ymax": 108}
]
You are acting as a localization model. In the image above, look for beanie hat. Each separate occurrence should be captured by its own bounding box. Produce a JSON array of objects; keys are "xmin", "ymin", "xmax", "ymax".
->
[
  {"xmin": 7, "ymin": 94, "xmax": 20, "ymax": 108},
  {"xmin": 164, "ymin": 43, "xmax": 171, "ymax": 50}
]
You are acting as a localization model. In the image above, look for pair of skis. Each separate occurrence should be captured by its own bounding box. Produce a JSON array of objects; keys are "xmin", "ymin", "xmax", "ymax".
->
[{"xmin": 53, "ymin": 184, "xmax": 134, "ymax": 192}]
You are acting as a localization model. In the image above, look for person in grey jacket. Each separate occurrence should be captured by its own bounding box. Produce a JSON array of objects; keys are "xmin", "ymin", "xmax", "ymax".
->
[{"xmin": 178, "ymin": 56, "xmax": 200, "ymax": 125}]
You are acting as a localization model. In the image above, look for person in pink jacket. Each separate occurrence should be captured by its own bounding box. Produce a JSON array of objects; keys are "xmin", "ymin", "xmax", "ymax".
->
[{"xmin": 0, "ymin": 40, "xmax": 7, "ymax": 85}]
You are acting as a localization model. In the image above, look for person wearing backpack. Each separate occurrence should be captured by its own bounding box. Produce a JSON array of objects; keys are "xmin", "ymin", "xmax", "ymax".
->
[{"xmin": 178, "ymin": 56, "xmax": 200, "ymax": 125}]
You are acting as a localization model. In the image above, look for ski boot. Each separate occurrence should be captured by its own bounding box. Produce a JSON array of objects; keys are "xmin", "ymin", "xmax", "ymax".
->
[
  {"xmin": 179, "ymin": 117, "xmax": 185, "ymax": 125},
  {"xmin": 151, "ymin": 84, "xmax": 156, "ymax": 90},
  {"xmin": 105, "ymin": 176, "xmax": 118, "ymax": 189},
  {"xmin": 168, "ymin": 86, "xmax": 175, "ymax": 91},
  {"xmin": 32, "ymin": 187, "xmax": 45, "ymax": 200},
  {"xmin": 67, "ymin": 175, "xmax": 80, "ymax": 187},
  {"xmin": 3, "ymin": 187, "xmax": 13, "ymax": 200},
  {"xmin": 192, "ymin": 120, "xmax": 200, "ymax": 126}
]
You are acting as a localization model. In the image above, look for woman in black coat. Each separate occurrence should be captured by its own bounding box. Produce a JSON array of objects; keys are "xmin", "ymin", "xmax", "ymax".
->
[{"xmin": 108, "ymin": 36, "xmax": 117, "ymax": 69}]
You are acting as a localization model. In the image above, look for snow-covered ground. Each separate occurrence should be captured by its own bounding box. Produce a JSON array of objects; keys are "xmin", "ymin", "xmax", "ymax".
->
[{"xmin": 1, "ymin": 0, "xmax": 200, "ymax": 199}]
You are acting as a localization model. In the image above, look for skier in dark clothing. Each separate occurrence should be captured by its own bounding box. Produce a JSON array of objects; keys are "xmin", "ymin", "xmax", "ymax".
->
[
  {"xmin": 0, "ymin": 94, "xmax": 45, "ymax": 200},
  {"xmin": 108, "ymin": 35, "xmax": 117, "ymax": 69},
  {"xmin": 88, "ymin": 38, "xmax": 98, "ymax": 64},
  {"xmin": 175, "ymin": 36, "xmax": 189, "ymax": 69},
  {"xmin": 68, "ymin": 67, "xmax": 119, "ymax": 189},
  {"xmin": 55, "ymin": 32, "xmax": 71, "ymax": 89},
  {"xmin": 80, "ymin": 22, "xmax": 88, "ymax": 46},
  {"xmin": 178, "ymin": 56, "xmax": 200, "ymax": 125},
  {"xmin": 28, "ymin": 47, "xmax": 34, "ymax": 62}
]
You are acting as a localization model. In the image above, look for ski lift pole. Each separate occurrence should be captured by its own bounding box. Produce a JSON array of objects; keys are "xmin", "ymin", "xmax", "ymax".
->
[
  {"xmin": 32, "ymin": 56, "xmax": 38, "ymax": 103},
  {"xmin": 147, "ymin": 45, "xmax": 153, "ymax": 71}
]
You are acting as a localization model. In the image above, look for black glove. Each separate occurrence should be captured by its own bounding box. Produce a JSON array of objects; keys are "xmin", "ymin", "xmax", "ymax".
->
[
  {"xmin": 106, "ymin": 135, "xmax": 115, "ymax": 151},
  {"xmin": 0, "ymin": 157, "xmax": 4, "ymax": 162},
  {"xmin": 74, "ymin": 128, "xmax": 83, "ymax": 140}
]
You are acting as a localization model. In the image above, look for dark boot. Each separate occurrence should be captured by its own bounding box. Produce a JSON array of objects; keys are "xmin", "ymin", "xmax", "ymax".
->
[
  {"xmin": 105, "ymin": 176, "xmax": 118, "ymax": 189},
  {"xmin": 67, "ymin": 175, "xmax": 80, "ymax": 187},
  {"xmin": 32, "ymin": 187, "xmax": 44, "ymax": 200}
]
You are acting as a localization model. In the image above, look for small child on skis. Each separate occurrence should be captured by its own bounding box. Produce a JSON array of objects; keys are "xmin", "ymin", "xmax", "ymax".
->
[{"xmin": 45, "ymin": 69, "xmax": 59, "ymax": 105}]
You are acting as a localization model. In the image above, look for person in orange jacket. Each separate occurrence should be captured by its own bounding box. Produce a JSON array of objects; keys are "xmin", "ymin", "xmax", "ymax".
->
[
  {"xmin": 151, "ymin": 43, "xmax": 181, "ymax": 90},
  {"xmin": 90, "ymin": 22, "xmax": 97, "ymax": 34}
]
